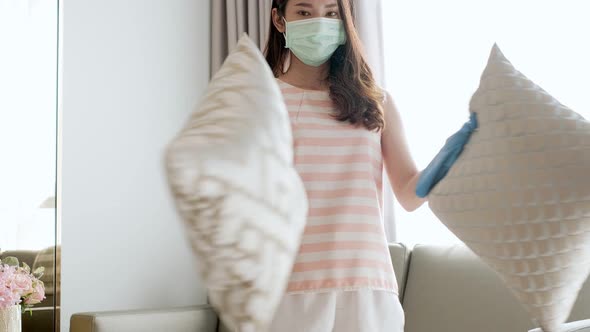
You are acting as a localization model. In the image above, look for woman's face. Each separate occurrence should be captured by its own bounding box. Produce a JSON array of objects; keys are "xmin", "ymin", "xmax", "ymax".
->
[{"xmin": 273, "ymin": 0, "xmax": 341, "ymax": 33}]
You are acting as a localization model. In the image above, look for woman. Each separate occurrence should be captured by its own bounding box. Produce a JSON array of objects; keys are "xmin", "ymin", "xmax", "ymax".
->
[{"xmin": 265, "ymin": 0, "xmax": 426, "ymax": 331}]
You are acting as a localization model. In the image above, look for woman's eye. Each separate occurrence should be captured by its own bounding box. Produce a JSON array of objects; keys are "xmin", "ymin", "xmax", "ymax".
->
[
  {"xmin": 326, "ymin": 11, "xmax": 339, "ymax": 17},
  {"xmin": 297, "ymin": 10, "xmax": 311, "ymax": 16}
]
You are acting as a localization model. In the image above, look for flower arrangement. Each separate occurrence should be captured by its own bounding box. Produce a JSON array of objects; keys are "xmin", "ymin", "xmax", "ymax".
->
[{"xmin": 0, "ymin": 257, "xmax": 45, "ymax": 313}]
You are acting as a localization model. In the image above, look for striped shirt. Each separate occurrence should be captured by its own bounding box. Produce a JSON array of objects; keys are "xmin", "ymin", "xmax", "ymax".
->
[{"xmin": 279, "ymin": 79, "xmax": 398, "ymax": 295}]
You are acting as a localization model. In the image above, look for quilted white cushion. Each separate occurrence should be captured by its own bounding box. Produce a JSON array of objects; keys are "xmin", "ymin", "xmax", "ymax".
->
[
  {"xmin": 164, "ymin": 34, "xmax": 307, "ymax": 332},
  {"xmin": 429, "ymin": 44, "xmax": 590, "ymax": 332}
]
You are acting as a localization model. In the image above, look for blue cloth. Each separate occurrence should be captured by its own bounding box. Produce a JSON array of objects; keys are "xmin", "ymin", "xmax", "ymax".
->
[{"xmin": 416, "ymin": 112, "xmax": 478, "ymax": 198}]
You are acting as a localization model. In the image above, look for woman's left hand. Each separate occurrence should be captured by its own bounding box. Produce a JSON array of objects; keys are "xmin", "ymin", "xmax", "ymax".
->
[{"xmin": 415, "ymin": 112, "xmax": 478, "ymax": 198}]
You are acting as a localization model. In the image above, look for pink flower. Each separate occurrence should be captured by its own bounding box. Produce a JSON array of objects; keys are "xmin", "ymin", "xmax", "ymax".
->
[
  {"xmin": 24, "ymin": 281, "xmax": 45, "ymax": 306},
  {"xmin": 1, "ymin": 262, "xmax": 46, "ymax": 309},
  {"xmin": 12, "ymin": 270, "xmax": 34, "ymax": 297},
  {"xmin": 0, "ymin": 264, "xmax": 21, "ymax": 309},
  {"xmin": 0, "ymin": 290, "xmax": 21, "ymax": 309},
  {"xmin": 0, "ymin": 264, "xmax": 16, "ymax": 281}
]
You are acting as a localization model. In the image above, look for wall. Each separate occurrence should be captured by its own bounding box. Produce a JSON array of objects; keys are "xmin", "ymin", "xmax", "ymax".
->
[{"xmin": 60, "ymin": 1, "xmax": 210, "ymax": 330}]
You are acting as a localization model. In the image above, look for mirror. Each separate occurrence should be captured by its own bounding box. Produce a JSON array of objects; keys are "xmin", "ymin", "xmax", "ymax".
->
[{"xmin": 0, "ymin": 0, "xmax": 60, "ymax": 331}]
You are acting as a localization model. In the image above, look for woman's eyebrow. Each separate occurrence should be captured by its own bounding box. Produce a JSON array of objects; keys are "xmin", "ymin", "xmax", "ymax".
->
[
  {"xmin": 293, "ymin": 2, "xmax": 313, "ymax": 8},
  {"xmin": 293, "ymin": 2, "xmax": 338, "ymax": 8}
]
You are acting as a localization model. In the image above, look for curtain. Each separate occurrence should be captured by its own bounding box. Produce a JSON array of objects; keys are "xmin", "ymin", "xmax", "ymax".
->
[
  {"xmin": 352, "ymin": 0, "xmax": 396, "ymax": 242},
  {"xmin": 211, "ymin": 0, "xmax": 272, "ymax": 76},
  {"xmin": 209, "ymin": 0, "xmax": 396, "ymax": 242}
]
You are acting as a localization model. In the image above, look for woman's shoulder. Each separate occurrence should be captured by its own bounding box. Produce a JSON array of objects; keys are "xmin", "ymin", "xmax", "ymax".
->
[
  {"xmin": 377, "ymin": 85, "xmax": 389, "ymax": 103},
  {"xmin": 381, "ymin": 90, "xmax": 403, "ymax": 133}
]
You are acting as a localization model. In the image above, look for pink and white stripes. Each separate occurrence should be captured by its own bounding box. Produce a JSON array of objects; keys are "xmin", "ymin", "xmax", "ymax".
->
[{"xmin": 279, "ymin": 80, "xmax": 398, "ymax": 295}]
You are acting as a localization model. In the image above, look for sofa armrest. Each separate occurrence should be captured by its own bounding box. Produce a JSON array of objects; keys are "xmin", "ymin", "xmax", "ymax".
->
[
  {"xmin": 70, "ymin": 305, "xmax": 218, "ymax": 332},
  {"xmin": 528, "ymin": 319, "xmax": 590, "ymax": 332}
]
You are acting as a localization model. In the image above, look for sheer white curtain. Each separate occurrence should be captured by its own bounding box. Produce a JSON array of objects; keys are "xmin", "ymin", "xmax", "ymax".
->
[
  {"xmin": 352, "ymin": 0, "xmax": 398, "ymax": 242},
  {"xmin": 209, "ymin": 0, "xmax": 398, "ymax": 241}
]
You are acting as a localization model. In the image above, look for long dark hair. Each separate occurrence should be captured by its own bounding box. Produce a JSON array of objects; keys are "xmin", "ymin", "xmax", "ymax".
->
[{"xmin": 265, "ymin": 0, "xmax": 385, "ymax": 132}]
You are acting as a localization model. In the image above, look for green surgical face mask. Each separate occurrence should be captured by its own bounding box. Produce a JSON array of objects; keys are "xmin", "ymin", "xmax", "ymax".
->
[{"xmin": 283, "ymin": 17, "xmax": 347, "ymax": 67}]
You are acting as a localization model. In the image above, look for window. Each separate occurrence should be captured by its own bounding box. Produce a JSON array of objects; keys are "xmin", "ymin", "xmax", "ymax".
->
[
  {"xmin": 383, "ymin": 0, "xmax": 590, "ymax": 246},
  {"xmin": 0, "ymin": 0, "xmax": 58, "ymax": 250}
]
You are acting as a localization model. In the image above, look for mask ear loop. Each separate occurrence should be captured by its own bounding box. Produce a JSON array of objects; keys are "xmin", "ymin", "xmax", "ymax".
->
[
  {"xmin": 282, "ymin": 17, "xmax": 291, "ymax": 74},
  {"xmin": 283, "ymin": 52, "xmax": 291, "ymax": 74}
]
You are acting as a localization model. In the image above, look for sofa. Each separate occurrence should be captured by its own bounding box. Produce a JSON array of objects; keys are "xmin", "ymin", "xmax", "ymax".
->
[{"xmin": 70, "ymin": 243, "xmax": 590, "ymax": 332}]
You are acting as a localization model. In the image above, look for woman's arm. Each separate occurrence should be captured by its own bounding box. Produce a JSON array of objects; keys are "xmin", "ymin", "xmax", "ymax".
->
[{"xmin": 381, "ymin": 92, "xmax": 427, "ymax": 212}]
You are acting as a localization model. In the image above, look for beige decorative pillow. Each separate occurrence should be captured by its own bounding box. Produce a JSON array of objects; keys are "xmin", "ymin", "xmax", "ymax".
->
[
  {"xmin": 164, "ymin": 34, "xmax": 308, "ymax": 332},
  {"xmin": 429, "ymin": 44, "xmax": 590, "ymax": 332}
]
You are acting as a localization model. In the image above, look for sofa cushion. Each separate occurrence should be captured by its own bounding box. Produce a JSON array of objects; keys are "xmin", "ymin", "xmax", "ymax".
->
[
  {"xmin": 389, "ymin": 243, "xmax": 410, "ymax": 301},
  {"xmin": 427, "ymin": 44, "xmax": 590, "ymax": 331},
  {"xmin": 403, "ymin": 245, "xmax": 535, "ymax": 332},
  {"xmin": 70, "ymin": 306, "xmax": 217, "ymax": 332},
  {"xmin": 164, "ymin": 34, "xmax": 307, "ymax": 332}
]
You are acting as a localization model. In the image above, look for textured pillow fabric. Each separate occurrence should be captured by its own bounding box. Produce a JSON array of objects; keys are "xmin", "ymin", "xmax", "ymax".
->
[
  {"xmin": 164, "ymin": 34, "xmax": 308, "ymax": 332},
  {"xmin": 428, "ymin": 44, "xmax": 590, "ymax": 332}
]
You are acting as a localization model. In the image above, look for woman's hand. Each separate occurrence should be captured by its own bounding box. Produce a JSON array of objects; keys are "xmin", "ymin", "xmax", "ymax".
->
[{"xmin": 415, "ymin": 112, "xmax": 478, "ymax": 198}]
